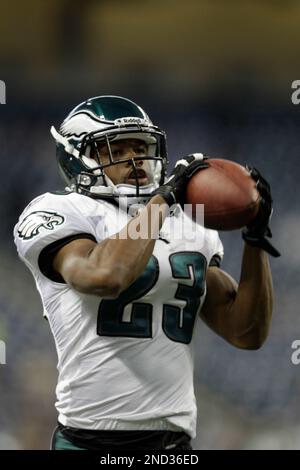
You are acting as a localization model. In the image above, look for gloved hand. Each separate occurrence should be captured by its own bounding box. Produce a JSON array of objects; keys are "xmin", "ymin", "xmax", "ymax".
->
[
  {"xmin": 242, "ymin": 167, "xmax": 280, "ymax": 257},
  {"xmin": 151, "ymin": 153, "xmax": 209, "ymax": 207}
]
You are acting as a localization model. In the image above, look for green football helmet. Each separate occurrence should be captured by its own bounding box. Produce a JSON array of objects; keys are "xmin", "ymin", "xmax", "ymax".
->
[{"xmin": 51, "ymin": 95, "xmax": 168, "ymax": 205}]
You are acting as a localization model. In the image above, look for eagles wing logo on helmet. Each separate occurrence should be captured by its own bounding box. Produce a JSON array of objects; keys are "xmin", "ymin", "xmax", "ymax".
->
[{"xmin": 18, "ymin": 211, "xmax": 65, "ymax": 240}]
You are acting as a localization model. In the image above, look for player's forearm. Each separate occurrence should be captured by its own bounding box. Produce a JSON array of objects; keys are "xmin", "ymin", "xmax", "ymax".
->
[
  {"xmin": 229, "ymin": 244, "xmax": 274, "ymax": 348},
  {"xmin": 86, "ymin": 195, "xmax": 168, "ymax": 295}
]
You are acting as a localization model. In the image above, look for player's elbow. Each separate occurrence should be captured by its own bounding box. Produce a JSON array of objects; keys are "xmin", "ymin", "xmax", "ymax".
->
[
  {"xmin": 231, "ymin": 325, "xmax": 270, "ymax": 350},
  {"xmin": 239, "ymin": 336, "xmax": 266, "ymax": 351},
  {"xmin": 242, "ymin": 308, "xmax": 273, "ymax": 350},
  {"xmin": 67, "ymin": 269, "xmax": 123, "ymax": 299},
  {"xmin": 247, "ymin": 326, "xmax": 270, "ymax": 350},
  {"xmin": 95, "ymin": 283, "xmax": 122, "ymax": 299}
]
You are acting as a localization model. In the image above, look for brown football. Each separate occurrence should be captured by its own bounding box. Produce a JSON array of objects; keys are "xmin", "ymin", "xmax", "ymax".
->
[{"xmin": 185, "ymin": 158, "xmax": 261, "ymax": 230}]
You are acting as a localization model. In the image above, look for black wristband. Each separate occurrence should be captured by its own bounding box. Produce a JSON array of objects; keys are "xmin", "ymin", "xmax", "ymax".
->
[
  {"xmin": 151, "ymin": 185, "xmax": 177, "ymax": 207},
  {"xmin": 242, "ymin": 229, "xmax": 281, "ymax": 257}
]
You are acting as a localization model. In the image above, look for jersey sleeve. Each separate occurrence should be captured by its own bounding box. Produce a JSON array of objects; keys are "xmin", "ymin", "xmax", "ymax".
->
[{"xmin": 14, "ymin": 192, "xmax": 104, "ymax": 281}]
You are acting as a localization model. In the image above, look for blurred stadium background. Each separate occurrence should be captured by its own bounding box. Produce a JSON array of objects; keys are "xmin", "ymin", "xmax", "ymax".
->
[{"xmin": 1, "ymin": 0, "xmax": 300, "ymax": 449}]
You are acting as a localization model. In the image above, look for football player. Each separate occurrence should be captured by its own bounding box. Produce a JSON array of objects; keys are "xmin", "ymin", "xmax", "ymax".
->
[{"xmin": 14, "ymin": 96, "xmax": 279, "ymax": 450}]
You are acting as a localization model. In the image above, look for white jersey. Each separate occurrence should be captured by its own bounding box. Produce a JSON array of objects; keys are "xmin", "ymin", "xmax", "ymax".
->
[{"xmin": 14, "ymin": 191, "xmax": 223, "ymax": 438}]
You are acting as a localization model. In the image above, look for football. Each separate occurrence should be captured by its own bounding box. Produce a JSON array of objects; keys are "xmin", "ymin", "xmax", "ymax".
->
[{"xmin": 185, "ymin": 158, "xmax": 261, "ymax": 230}]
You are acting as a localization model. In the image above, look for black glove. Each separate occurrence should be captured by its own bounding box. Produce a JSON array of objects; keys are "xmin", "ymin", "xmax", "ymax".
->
[
  {"xmin": 242, "ymin": 167, "xmax": 280, "ymax": 257},
  {"xmin": 151, "ymin": 154, "xmax": 209, "ymax": 207}
]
